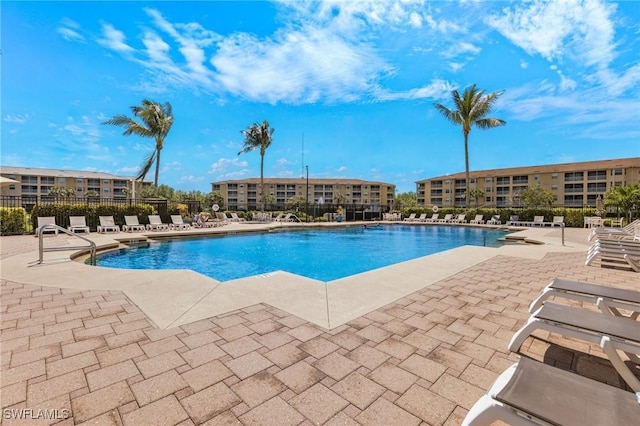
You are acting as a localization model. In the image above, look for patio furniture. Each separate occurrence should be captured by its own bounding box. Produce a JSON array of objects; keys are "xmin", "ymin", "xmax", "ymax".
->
[
  {"xmin": 146, "ymin": 215, "xmax": 169, "ymax": 231},
  {"xmin": 403, "ymin": 213, "xmax": 416, "ymax": 222},
  {"xmin": 36, "ymin": 216, "xmax": 58, "ymax": 236},
  {"xmin": 532, "ymin": 216, "xmax": 545, "ymax": 226},
  {"xmin": 97, "ymin": 216, "xmax": 119, "ymax": 234},
  {"xmin": 586, "ymin": 238, "xmax": 640, "ymax": 271},
  {"xmin": 438, "ymin": 214, "xmax": 453, "ymax": 223},
  {"xmin": 588, "ymin": 219, "xmax": 639, "ymax": 241},
  {"xmin": 508, "ymin": 302, "xmax": 640, "ymax": 392},
  {"xmin": 486, "ymin": 215, "xmax": 501, "ymax": 225},
  {"xmin": 424, "ymin": 213, "xmax": 440, "ymax": 223},
  {"xmin": 452, "ymin": 214, "xmax": 466, "ymax": 224},
  {"xmin": 68, "ymin": 216, "xmax": 89, "ymax": 234},
  {"xmin": 528, "ymin": 278, "xmax": 640, "ymax": 319},
  {"xmin": 169, "ymin": 215, "xmax": 191, "ymax": 230},
  {"xmin": 551, "ymin": 216, "xmax": 564, "ymax": 227},
  {"xmin": 469, "ymin": 214, "xmax": 485, "ymax": 224},
  {"xmin": 122, "ymin": 216, "xmax": 146, "ymax": 232},
  {"xmin": 462, "ymin": 356, "xmax": 640, "ymax": 426},
  {"xmin": 506, "ymin": 215, "xmax": 519, "ymax": 225}
]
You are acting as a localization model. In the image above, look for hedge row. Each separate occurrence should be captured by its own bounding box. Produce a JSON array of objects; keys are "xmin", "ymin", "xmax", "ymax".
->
[
  {"xmin": 30, "ymin": 203, "xmax": 157, "ymax": 232},
  {"xmin": 400, "ymin": 207, "xmax": 599, "ymax": 228},
  {"xmin": 0, "ymin": 207, "xmax": 29, "ymax": 235}
]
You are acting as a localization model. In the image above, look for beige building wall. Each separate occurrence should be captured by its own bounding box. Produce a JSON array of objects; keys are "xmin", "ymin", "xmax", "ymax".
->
[
  {"xmin": 416, "ymin": 158, "xmax": 640, "ymax": 208},
  {"xmin": 0, "ymin": 166, "xmax": 148, "ymax": 201},
  {"xmin": 211, "ymin": 178, "xmax": 396, "ymax": 211}
]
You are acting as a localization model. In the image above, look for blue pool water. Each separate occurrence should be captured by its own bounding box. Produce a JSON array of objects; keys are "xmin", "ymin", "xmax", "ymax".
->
[{"xmin": 95, "ymin": 225, "xmax": 507, "ymax": 282}]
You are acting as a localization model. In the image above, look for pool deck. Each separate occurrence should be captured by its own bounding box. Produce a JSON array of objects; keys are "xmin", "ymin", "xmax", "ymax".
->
[{"xmin": 1, "ymin": 222, "xmax": 637, "ymax": 425}]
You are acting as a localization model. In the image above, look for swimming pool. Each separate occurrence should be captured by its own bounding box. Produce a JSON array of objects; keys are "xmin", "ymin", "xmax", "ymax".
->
[{"xmin": 95, "ymin": 225, "xmax": 507, "ymax": 282}]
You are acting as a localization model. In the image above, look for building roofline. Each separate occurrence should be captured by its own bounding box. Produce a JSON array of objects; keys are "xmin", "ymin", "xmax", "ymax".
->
[
  {"xmin": 416, "ymin": 157, "xmax": 640, "ymax": 183},
  {"xmin": 0, "ymin": 165, "xmax": 148, "ymax": 181},
  {"xmin": 212, "ymin": 177, "xmax": 395, "ymax": 186}
]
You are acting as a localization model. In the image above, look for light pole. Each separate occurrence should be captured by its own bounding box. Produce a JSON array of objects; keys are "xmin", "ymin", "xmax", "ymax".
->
[{"xmin": 305, "ymin": 165, "xmax": 309, "ymax": 223}]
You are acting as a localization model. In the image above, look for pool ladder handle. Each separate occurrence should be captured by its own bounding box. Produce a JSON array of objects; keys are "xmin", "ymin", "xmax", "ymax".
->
[{"xmin": 33, "ymin": 224, "xmax": 97, "ymax": 266}]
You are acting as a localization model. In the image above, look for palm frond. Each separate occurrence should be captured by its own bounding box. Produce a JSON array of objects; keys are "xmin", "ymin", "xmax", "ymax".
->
[{"xmin": 135, "ymin": 150, "xmax": 157, "ymax": 181}]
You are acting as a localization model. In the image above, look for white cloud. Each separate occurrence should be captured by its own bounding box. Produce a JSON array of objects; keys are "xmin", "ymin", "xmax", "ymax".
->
[
  {"xmin": 337, "ymin": 166, "xmax": 348, "ymax": 172},
  {"xmin": 178, "ymin": 175, "xmax": 204, "ymax": 183},
  {"xmin": 98, "ymin": 24, "xmax": 135, "ymax": 54},
  {"xmin": 57, "ymin": 27, "xmax": 84, "ymax": 42},
  {"xmin": 375, "ymin": 79, "xmax": 455, "ymax": 101},
  {"xmin": 4, "ymin": 114, "xmax": 29, "ymax": 124},
  {"xmin": 487, "ymin": 0, "xmax": 617, "ymax": 69},
  {"xmin": 208, "ymin": 157, "xmax": 249, "ymax": 174}
]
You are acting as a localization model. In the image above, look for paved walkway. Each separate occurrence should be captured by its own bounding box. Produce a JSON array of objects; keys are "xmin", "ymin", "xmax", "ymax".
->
[{"xmin": 1, "ymin": 228, "xmax": 638, "ymax": 425}]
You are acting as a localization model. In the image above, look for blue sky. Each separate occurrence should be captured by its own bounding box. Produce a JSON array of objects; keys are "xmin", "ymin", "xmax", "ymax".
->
[{"xmin": 2, "ymin": 0, "xmax": 639, "ymax": 193}]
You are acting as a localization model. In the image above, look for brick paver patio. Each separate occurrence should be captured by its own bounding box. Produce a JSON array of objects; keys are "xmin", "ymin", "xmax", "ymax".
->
[{"xmin": 1, "ymin": 233, "xmax": 638, "ymax": 425}]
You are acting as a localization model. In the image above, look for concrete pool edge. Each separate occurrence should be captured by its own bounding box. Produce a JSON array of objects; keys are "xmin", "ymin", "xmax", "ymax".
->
[{"xmin": 0, "ymin": 224, "xmax": 592, "ymax": 330}]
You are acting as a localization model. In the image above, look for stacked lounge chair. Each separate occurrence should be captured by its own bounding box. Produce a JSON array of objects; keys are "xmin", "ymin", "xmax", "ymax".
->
[
  {"xmin": 586, "ymin": 234, "xmax": 640, "ymax": 272},
  {"xmin": 463, "ymin": 277, "xmax": 640, "ymax": 425}
]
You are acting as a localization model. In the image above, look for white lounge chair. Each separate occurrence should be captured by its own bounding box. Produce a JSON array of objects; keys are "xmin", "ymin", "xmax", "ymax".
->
[
  {"xmin": 486, "ymin": 215, "xmax": 501, "ymax": 225},
  {"xmin": 551, "ymin": 216, "xmax": 564, "ymax": 227},
  {"xmin": 586, "ymin": 238, "xmax": 640, "ymax": 270},
  {"xmin": 438, "ymin": 214, "xmax": 453, "ymax": 223},
  {"xmin": 506, "ymin": 215, "xmax": 519, "ymax": 225},
  {"xmin": 403, "ymin": 213, "xmax": 416, "ymax": 222},
  {"xmin": 122, "ymin": 216, "xmax": 146, "ymax": 232},
  {"xmin": 415, "ymin": 213, "xmax": 427, "ymax": 222},
  {"xmin": 462, "ymin": 356, "xmax": 639, "ymax": 426},
  {"xmin": 229, "ymin": 212, "xmax": 245, "ymax": 222},
  {"xmin": 469, "ymin": 214, "xmax": 484, "ymax": 224},
  {"xmin": 424, "ymin": 213, "xmax": 439, "ymax": 223},
  {"xmin": 169, "ymin": 215, "xmax": 191, "ymax": 230},
  {"xmin": 532, "ymin": 216, "xmax": 545, "ymax": 226},
  {"xmin": 624, "ymin": 254, "xmax": 640, "ymax": 272},
  {"xmin": 97, "ymin": 216, "xmax": 119, "ymax": 233},
  {"xmin": 528, "ymin": 278, "xmax": 640, "ymax": 319},
  {"xmin": 36, "ymin": 216, "xmax": 58, "ymax": 236},
  {"xmin": 452, "ymin": 214, "xmax": 466, "ymax": 224},
  {"xmin": 146, "ymin": 215, "xmax": 169, "ymax": 231},
  {"xmin": 68, "ymin": 216, "xmax": 89, "ymax": 234},
  {"xmin": 588, "ymin": 219, "xmax": 639, "ymax": 241},
  {"xmin": 508, "ymin": 302, "xmax": 640, "ymax": 392}
]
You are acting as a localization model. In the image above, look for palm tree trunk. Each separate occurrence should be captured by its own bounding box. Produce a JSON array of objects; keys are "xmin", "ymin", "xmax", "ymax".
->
[
  {"xmin": 464, "ymin": 132, "xmax": 470, "ymax": 208},
  {"xmin": 260, "ymin": 154, "xmax": 265, "ymax": 212},
  {"xmin": 154, "ymin": 146, "xmax": 161, "ymax": 196}
]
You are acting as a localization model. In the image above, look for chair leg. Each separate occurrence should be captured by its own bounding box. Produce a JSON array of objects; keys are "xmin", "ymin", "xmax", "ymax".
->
[{"xmin": 600, "ymin": 336, "xmax": 640, "ymax": 393}]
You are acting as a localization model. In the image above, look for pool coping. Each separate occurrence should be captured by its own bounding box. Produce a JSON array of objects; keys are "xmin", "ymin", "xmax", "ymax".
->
[{"xmin": 0, "ymin": 222, "xmax": 592, "ymax": 330}]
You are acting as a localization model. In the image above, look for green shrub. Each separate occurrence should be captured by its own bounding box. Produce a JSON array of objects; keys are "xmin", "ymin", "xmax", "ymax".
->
[
  {"xmin": 0, "ymin": 207, "xmax": 28, "ymax": 235},
  {"xmin": 30, "ymin": 203, "xmax": 156, "ymax": 233}
]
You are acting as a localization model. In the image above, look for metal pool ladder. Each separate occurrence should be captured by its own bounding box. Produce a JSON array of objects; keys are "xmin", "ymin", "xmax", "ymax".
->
[{"xmin": 35, "ymin": 224, "xmax": 97, "ymax": 265}]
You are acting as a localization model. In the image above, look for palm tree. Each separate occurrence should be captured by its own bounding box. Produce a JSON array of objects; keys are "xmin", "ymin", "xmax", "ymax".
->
[
  {"xmin": 604, "ymin": 184, "xmax": 640, "ymax": 223},
  {"xmin": 238, "ymin": 120, "xmax": 274, "ymax": 211},
  {"xmin": 434, "ymin": 85, "xmax": 506, "ymax": 207},
  {"xmin": 102, "ymin": 100, "xmax": 173, "ymax": 196}
]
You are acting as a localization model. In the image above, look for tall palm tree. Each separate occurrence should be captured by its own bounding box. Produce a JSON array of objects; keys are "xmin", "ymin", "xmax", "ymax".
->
[
  {"xmin": 434, "ymin": 85, "xmax": 506, "ymax": 207},
  {"xmin": 238, "ymin": 120, "xmax": 274, "ymax": 211},
  {"xmin": 102, "ymin": 100, "xmax": 173, "ymax": 196}
]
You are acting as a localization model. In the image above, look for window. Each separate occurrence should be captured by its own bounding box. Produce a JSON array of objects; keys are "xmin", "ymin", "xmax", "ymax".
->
[
  {"xmin": 587, "ymin": 170, "xmax": 606, "ymax": 181},
  {"xmin": 496, "ymin": 177, "xmax": 510, "ymax": 185},
  {"xmin": 512, "ymin": 175, "xmax": 528, "ymax": 185},
  {"xmin": 485, "ymin": 177, "xmax": 493, "ymax": 182},
  {"xmin": 41, "ymin": 176, "xmax": 55, "ymax": 185},
  {"xmin": 103, "ymin": 179, "xmax": 110, "ymax": 184},
  {"xmin": 76, "ymin": 178, "xmax": 84, "ymax": 183},
  {"xmin": 564, "ymin": 172, "xmax": 583, "ymax": 182},
  {"xmin": 551, "ymin": 184, "xmax": 558, "ymax": 190},
  {"xmin": 612, "ymin": 168, "xmax": 623, "ymax": 176},
  {"xmin": 551, "ymin": 173, "xmax": 558, "ymax": 179},
  {"xmin": 103, "ymin": 188, "xmax": 110, "ymax": 193}
]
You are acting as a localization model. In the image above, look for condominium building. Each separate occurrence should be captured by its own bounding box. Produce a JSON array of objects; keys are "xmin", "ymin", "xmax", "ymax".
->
[
  {"xmin": 0, "ymin": 166, "xmax": 150, "ymax": 201},
  {"xmin": 416, "ymin": 157, "xmax": 640, "ymax": 208},
  {"xmin": 211, "ymin": 178, "xmax": 396, "ymax": 210}
]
